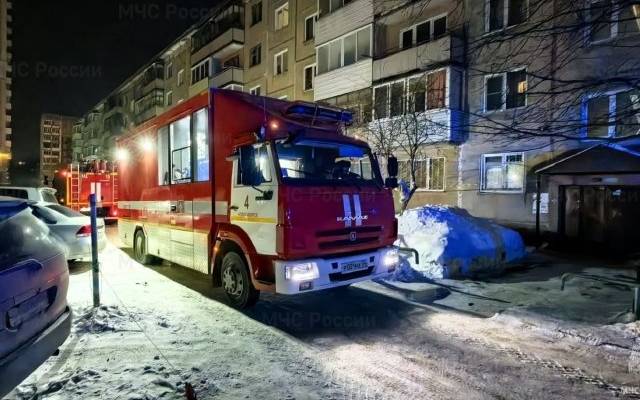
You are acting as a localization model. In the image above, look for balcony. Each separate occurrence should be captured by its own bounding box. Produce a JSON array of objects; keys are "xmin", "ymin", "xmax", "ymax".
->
[
  {"xmin": 192, "ymin": 27, "xmax": 244, "ymax": 62},
  {"xmin": 316, "ymin": 0, "xmax": 373, "ymax": 45},
  {"xmin": 314, "ymin": 59, "xmax": 372, "ymax": 101},
  {"xmin": 373, "ymin": 35, "xmax": 464, "ymax": 82},
  {"xmin": 369, "ymin": 108, "xmax": 464, "ymax": 144},
  {"xmin": 211, "ymin": 67, "xmax": 243, "ymax": 88},
  {"xmin": 189, "ymin": 78, "xmax": 210, "ymax": 98}
]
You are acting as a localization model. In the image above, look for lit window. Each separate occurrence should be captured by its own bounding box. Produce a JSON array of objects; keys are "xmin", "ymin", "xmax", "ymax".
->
[
  {"xmin": 481, "ymin": 153, "xmax": 524, "ymax": 192},
  {"xmin": 484, "ymin": 69, "xmax": 527, "ymax": 112},
  {"xmin": 586, "ymin": 89, "xmax": 640, "ymax": 138},
  {"xmin": 170, "ymin": 115, "xmax": 192, "ymax": 184}
]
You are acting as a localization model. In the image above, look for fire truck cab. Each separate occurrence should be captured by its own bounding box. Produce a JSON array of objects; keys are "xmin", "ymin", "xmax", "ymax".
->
[{"xmin": 118, "ymin": 89, "xmax": 399, "ymax": 308}]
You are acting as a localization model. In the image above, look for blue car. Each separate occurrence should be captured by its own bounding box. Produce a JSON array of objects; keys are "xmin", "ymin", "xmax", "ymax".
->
[{"xmin": 0, "ymin": 197, "xmax": 71, "ymax": 398}]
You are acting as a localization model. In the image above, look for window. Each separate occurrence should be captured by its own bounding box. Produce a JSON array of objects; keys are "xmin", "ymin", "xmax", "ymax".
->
[
  {"xmin": 427, "ymin": 157, "xmax": 445, "ymax": 191},
  {"xmin": 373, "ymin": 70, "xmax": 448, "ymax": 119},
  {"xmin": 305, "ymin": 14, "xmax": 317, "ymax": 41},
  {"xmin": 274, "ymin": 49, "xmax": 288, "ymax": 75},
  {"xmin": 398, "ymin": 160, "xmax": 426, "ymax": 189},
  {"xmin": 408, "ymin": 76, "xmax": 426, "ymax": 113},
  {"xmin": 589, "ymin": 0, "xmax": 614, "ymax": 42},
  {"xmin": 373, "ymin": 85, "xmax": 389, "ymax": 119},
  {"xmin": 191, "ymin": 59, "xmax": 210, "ymax": 84},
  {"xmin": 249, "ymin": 86, "xmax": 261, "ymax": 96},
  {"xmin": 481, "ymin": 153, "xmax": 524, "ymax": 192},
  {"xmin": 237, "ymin": 144, "xmax": 272, "ymax": 185},
  {"xmin": 318, "ymin": 0, "xmax": 352, "ymax": 17},
  {"xmin": 224, "ymin": 56, "xmax": 240, "ymax": 69},
  {"xmin": 278, "ymin": 95, "xmax": 288, "ymax": 100},
  {"xmin": 390, "ymin": 81, "xmax": 405, "ymax": 117},
  {"xmin": 427, "ymin": 70, "xmax": 446, "ymax": 109},
  {"xmin": 157, "ymin": 126, "xmax": 170, "ymax": 185},
  {"xmin": 166, "ymin": 91, "xmax": 173, "ymax": 107},
  {"xmin": 484, "ymin": 69, "xmax": 527, "ymax": 112},
  {"xmin": 316, "ymin": 26, "xmax": 371, "ymax": 74},
  {"xmin": 304, "ymin": 64, "xmax": 316, "ymax": 91},
  {"xmin": 193, "ymin": 108, "xmax": 209, "ymax": 182},
  {"xmin": 486, "ymin": 0, "xmax": 528, "ymax": 32},
  {"xmin": 586, "ymin": 89, "xmax": 640, "ymax": 137},
  {"xmin": 251, "ymin": 2, "xmax": 262, "ymax": 26},
  {"xmin": 400, "ymin": 15, "xmax": 447, "ymax": 50},
  {"xmin": 275, "ymin": 3, "xmax": 289, "ymax": 30},
  {"xmin": 250, "ymin": 44, "xmax": 262, "ymax": 67},
  {"xmin": 177, "ymin": 69, "xmax": 185, "ymax": 86},
  {"xmin": 166, "ymin": 63, "xmax": 173, "ymax": 79},
  {"xmin": 170, "ymin": 115, "xmax": 192, "ymax": 184}
]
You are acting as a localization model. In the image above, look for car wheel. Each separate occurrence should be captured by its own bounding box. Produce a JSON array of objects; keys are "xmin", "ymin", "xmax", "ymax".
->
[
  {"xmin": 221, "ymin": 252, "xmax": 259, "ymax": 309},
  {"xmin": 134, "ymin": 230, "xmax": 156, "ymax": 265}
]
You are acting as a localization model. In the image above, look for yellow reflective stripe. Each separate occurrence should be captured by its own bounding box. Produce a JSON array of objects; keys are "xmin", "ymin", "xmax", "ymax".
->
[{"xmin": 230, "ymin": 215, "xmax": 277, "ymax": 224}]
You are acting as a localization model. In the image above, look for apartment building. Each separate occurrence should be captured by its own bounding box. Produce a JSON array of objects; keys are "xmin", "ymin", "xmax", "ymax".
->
[
  {"xmin": 0, "ymin": 0, "xmax": 11, "ymax": 184},
  {"xmin": 368, "ymin": 0, "xmax": 466, "ymax": 207},
  {"xmin": 457, "ymin": 0, "xmax": 640, "ymax": 251},
  {"xmin": 39, "ymin": 114, "xmax": 79, "ymax": 182},
  {"xmin": 243, "ymin": 0, "xmax": 317, "ymax": 100}
]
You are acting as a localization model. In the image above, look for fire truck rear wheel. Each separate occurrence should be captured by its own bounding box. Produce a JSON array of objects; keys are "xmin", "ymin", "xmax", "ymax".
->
[
  {"xmin": 134, "ymin": 229, "xmax": 157, "ymax": 265},
  {"xmin": 221, "ymin": 252, "xmax": 259, "ymax": 309}
]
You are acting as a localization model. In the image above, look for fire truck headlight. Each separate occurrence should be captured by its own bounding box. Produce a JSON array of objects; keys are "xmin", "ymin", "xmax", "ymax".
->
[
  {"xmin": 383, "ymin": 248, "xmax": 400, "ymax": 270},
  {"xmin": 116, "ymin": 148, "xmax": 129, "ymax": 161},
  {"xmin": 284, "ymin": 262, "xmax": 319, "ymax": 281}
]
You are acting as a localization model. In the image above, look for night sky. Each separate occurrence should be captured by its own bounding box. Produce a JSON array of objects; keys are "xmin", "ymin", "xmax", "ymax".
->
[{"xmin": 12, "ymin": 0, "xmax": 217, "ymax": 184}]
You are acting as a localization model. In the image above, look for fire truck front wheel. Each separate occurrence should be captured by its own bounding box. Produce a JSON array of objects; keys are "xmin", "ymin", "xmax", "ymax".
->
[
  {"xmin": 134, "ymin": 229, "xmax": 159, "ymax": 265},
  {"xmin": 221, "ymin": 252, "xmax": 259, "ymax": 309}
]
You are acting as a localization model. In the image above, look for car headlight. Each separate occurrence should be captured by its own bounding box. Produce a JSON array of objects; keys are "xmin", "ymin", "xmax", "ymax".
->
[
  {"xmin": 284, "ymin": 262, "xmax": 319, "ymax": 281},
  {"xmin": 383, "ymin": 248, "xmax": 400, "ymax": 270}
]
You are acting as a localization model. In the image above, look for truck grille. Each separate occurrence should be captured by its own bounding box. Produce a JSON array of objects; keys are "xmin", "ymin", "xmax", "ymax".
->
[
  {"xmin": 329, "ymin": 266, "xmax": 375, "ymax": 282},
  {"xmin": 316, "ymin": 226, "xmax": 382, "ymax": 250}
]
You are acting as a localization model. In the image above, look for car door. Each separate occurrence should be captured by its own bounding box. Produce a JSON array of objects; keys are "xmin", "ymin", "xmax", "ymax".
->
[{"xmin": 229, "ymin": 143, "xmax": 279, "ymax": 256}]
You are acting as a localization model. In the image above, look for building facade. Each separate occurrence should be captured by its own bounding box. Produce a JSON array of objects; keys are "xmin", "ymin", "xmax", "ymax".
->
[
  {"xmin": 39, "ymin": 114, "xmax": 79, "ymax": 183},
  {"xmin": 74, "ymin": 0, "xmax": 640, "ymax": 249},
  {"xmin": 0, "ymin": 0, "xmax": 11, "ymax": 184}
]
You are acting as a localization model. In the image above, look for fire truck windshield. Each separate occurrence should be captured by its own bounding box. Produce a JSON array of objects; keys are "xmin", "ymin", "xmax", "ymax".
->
[{"xmin": 275, "ymin": 139, "xmax": 380, "ymax": 186}]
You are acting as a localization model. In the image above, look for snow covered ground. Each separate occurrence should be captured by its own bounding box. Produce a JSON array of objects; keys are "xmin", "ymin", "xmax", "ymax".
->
[
  {"xmin": 6, "ymin": 228, "xmax": 640, "ymax": 399},
  {"xmin": 394, "ymin": 206, "xmax": 525, "ymax": 280}
]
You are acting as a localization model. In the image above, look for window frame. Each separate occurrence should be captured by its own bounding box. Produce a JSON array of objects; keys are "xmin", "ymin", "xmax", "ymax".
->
[
  {"xmin": 303, "ymin": 64, "xmax": 316, "ymax": 91},
  {"xmin": 484, "ymin": 0, "xmax": 530, "ymax": 33},
  {"xmin": 251, "ymin": 1, "xmax": 263, "ymax": 26},
  {"xmin": 315, "ymin": 25, "xmax": 372, "ymax": 75},
  {"xmin": 480, "ymin": 152, "xmax": 525, "ymax": 193},
  {"xmin": 587, "ymin": 0, "xmax": 621, "ymax": 44},
  {"xmin": 250, "ymin": 43, "xmax": 262, "ymax": 67},
  {"xmin": 372, "ymin": 68, "xmax": 449, "ymax": 120},
  {"xmin": 275, "ymin": 2, "xmax": 290, "ymax": 31},
  {"xmin": 425, "ymin": 157, "xmax": 446, "ymax": 191},
  {"xmin": 166, "ymin": 62, "xmax": 173, "ymax": 79},
  {"xmin": 398, "ymin": 13, "xmax": 448, "ymax": 50},
  {"xmin": 483, "ymin": 68, "xmax": 527, "ymax": 113},
  {"xmin": 274, "ymin": 49, "xmax": 289, "ymax": 76},
  {"xmin": 305, "ymin": 13, "xmax": 318, "ymax": 42},
  {"xmin": 177, "ymin": 69, "xmax": 185, "ymax": 86},
  {"xmin": 191, "ymin": 59, "xmax": 211, "ymax": 85},
  {"xmin": 165, "ymin": 90, "xmax": 173, "ymax": 107},
  {"xmin": 584, "ymin": 88, "xmax": 640, "ymax": 138},
  {"xmin": 249, "ymin": 85, "xmax": 261, "ymax": 96}
]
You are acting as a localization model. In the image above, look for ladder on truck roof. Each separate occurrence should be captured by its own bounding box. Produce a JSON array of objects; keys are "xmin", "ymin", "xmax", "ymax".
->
[{"xmin": 68, "ymin": 163, "xmax": 81, "ymax": 211}]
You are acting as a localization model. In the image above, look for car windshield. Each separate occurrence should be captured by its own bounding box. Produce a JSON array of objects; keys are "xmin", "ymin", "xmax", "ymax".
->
[
  {"xmin": 46, "ymin": 204, "xmax": 85, "ymax": 218},
  {"xmin": 275, "ymin": 139, "xmax": 379, "ymax": 185},
  {"xmin": 40, "ymin": 189, "xmax": 59, "ymax": 204}
]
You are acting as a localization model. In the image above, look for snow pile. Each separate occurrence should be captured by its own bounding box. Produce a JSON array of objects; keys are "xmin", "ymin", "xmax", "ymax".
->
[{"xmin": 393, "ymin": 206, "xmax": 525, "ymax": 280}]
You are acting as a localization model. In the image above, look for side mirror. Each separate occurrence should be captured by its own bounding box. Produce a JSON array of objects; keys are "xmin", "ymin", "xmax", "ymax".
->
[
  {"xmin": 385, "ymin": 177, "xmax": 398, "ymax": 189},
  {"xmin": 387, "ymin": 156, "xmax": 398, "ymax": 177}
]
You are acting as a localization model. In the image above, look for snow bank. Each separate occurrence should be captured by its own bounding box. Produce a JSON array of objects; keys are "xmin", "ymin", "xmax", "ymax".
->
[{"xmin": 393, "ymin": 206, "xmax": 525, "ymax": 280}]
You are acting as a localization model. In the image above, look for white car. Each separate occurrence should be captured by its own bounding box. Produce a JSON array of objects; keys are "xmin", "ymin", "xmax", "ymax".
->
[
  {"xmin": 30, "ymin": 203, "xmax": 107, "ymax": 261},
  {"xmin": 0, "ymin": 186, "xmax": 59, "ymax": 203}
]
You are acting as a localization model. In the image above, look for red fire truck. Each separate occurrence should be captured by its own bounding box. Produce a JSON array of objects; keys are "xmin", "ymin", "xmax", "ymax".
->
[
  {"xmin": 117, "ymin": 89, "xmax": 399, "ymax": 308},
  {"xmin": 55, "ymin": 162, "xmax": 119, "ymax": 220}
]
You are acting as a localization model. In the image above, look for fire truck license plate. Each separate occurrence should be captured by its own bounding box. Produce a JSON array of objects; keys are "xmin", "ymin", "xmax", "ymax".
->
[{"xmin": 341, "ymin": 260, "xmax": 368, "ymax": 274}]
